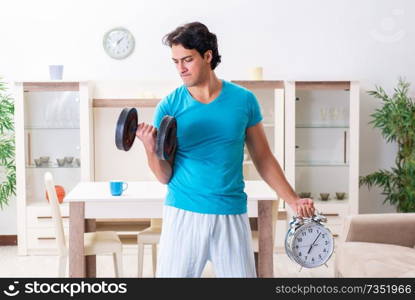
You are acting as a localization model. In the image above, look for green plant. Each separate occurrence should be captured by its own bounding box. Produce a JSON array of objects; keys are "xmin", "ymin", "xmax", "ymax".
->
[
  {"xmin": 359, "ymin": 78, "xmax": 415, "ymax": 212},
  {"xmin": 0, "ymin": 78, "xmax": 16, "ymax": 209}
]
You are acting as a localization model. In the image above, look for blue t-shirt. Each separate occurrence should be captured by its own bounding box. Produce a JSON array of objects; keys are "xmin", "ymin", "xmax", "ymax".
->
[{"xmin": 153, "ymin": 80, "xmax": 263, "ymax": 214}]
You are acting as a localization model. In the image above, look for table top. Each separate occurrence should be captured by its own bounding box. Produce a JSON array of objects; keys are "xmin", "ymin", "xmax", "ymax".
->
[{"xmin": 64, "ymin": 180, "xmax": 277, "ymax": 203}]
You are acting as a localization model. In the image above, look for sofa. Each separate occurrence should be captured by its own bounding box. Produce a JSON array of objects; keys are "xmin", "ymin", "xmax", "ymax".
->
[{"xmin": 335, "ymin": 213, "xmax": 415, "ymax": 277}]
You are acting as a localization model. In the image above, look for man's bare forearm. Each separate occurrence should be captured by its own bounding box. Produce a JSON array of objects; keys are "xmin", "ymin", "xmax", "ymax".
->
[
  {"xmin": 254, "ymin": 152, "xmax": 299, "ymax": 205},
  {"xmin": 145, "ymin": 148, "xmax": 172, "ymax": 184}
]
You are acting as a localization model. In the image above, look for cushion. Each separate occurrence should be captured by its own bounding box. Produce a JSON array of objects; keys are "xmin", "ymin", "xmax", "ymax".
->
[{"xmin": 335, "ymin": 242, "xmax": 415, "ymax": 277}]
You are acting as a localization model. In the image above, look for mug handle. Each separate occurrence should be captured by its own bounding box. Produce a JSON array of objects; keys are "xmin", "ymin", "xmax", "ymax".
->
[{"xmin": 122, "ymin": 182, "xmax": 128, "ymax": 192}]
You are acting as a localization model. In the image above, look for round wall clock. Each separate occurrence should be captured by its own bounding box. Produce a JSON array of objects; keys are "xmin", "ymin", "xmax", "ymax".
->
[{"xmin": 103, "ymin": 27, "xmax": 135, "ymax": 60}]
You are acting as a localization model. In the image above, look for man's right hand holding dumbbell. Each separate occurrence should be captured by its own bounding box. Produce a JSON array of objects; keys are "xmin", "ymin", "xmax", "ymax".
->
[
  {"xmin": 115, "ymin": 107, "xmax": 177, "ymax": 183},
  {"xmin": 136, "ymin": 122, "xmax": 157, "ymax": 153},
  {"xmin": 136, "ymin": 122, "xmax": 174, "ymax": 184}
]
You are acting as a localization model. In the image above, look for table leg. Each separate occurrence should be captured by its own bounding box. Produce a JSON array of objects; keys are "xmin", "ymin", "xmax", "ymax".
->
[
  {"xmin": 257, "ymin": 200, "xmax": 274, "ymax": 277},
  {"xmin": 85, "ymin": 219, "xmax": 96, "ymax": 278},
  {"xmin": 69, "ymin": 202, "xmax": 85, "ymax": 277},
  {"xmin": 254, "ymin": 252, "xmax": 259, "ymax": 275}
]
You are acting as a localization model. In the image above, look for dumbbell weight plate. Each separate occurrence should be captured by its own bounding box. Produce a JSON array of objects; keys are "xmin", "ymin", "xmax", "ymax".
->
[
  {"xmin": 156, "ymin": 115, "xmax": 177, "ymax": 160},
  {"xmin": 115, "ymin": 107, "xmax": 138, "ymax": 151}
]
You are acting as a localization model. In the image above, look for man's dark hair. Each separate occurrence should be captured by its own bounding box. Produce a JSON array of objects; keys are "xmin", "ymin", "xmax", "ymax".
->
[{"xmin": 163, "ymin": 22, "xmax": 221, "ymax": 70}]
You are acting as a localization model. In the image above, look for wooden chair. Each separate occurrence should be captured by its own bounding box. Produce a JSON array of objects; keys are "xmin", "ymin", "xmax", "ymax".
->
[
  {"xmin": 44, "ymin": 172, "xmax": 124, "ymax": 277},
  {"xmin": 137, "ymin": 218, "xmax": 162, "ymax": 277}
]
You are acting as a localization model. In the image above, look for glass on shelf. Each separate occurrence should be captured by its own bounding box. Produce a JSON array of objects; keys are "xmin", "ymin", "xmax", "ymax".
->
[
  {"xmin": 25, "ymin": 91, "xmax": 80, "ymax": 129},
  {"xmin": 28, "ymin": 157, "xmax": 81, "ymax": 169},
  {"xmin": 314, "ymin": 194, "xmax": 349, "ymax": 203},
  {"xmin": 315, "ymin": 106, "xmax": 348, "ymax": 127},
  {"xmin": 296, "ymin": 192, "xmax": 349, "ymax": 202},
  {"xmin": 27, "ymin": 164, "xmax": 80, "ymax": 169}
]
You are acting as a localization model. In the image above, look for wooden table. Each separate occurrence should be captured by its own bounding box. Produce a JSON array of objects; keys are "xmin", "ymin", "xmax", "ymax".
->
[{"xmin": 64, "ymin": 180, "xmax": 279, "ymax": 278}]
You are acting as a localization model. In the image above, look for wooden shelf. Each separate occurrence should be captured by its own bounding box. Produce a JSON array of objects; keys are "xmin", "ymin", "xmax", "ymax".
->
[
  {"xmin": 295, "ymin": 125, "xmax": 349, "ymax": 128},
  {"xmin": 295, "ymin": 81, "xmax": 350, "ymax": 90},
  {"xmin": 23, "ymin": 82, "xmax": 80, "ymax": 92},
  {"xmin": 231, "ymin": 80, "xmax": 284, "ymax": 89},
  {"xmin": 93, "ymin": 98, "xmax": 161, "ymax": 108}
]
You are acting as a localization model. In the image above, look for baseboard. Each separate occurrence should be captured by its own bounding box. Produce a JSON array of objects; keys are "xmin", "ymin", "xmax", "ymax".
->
[{"xmin": 0, "ymin": 235, "xmax": 17, "ymax": 246}]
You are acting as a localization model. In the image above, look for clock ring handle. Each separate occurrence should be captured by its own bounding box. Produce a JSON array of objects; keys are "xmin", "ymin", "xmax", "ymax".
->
[
  {"xmin": 312, "ymin": 210, "xmax": 327, "ymax": 223},
  {"xmin": 292, "ymin": 210, "xmax": 327, "ymax": 224}
]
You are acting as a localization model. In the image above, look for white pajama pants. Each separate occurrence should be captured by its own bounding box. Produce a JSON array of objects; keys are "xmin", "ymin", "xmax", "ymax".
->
[{"xmin": 155, "ymin": 205, "xmax": 257, "ymax": 278}]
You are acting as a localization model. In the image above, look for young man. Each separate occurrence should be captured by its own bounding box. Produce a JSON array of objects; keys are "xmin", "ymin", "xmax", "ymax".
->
[{"xmin": 136, "ymin": 22, "xmax": 315, "ymax": 277}]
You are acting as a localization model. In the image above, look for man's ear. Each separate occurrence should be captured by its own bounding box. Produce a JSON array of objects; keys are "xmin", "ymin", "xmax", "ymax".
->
[{"xmin": 204, "ymin": 50, "xmax": 213, "ymax": 65}]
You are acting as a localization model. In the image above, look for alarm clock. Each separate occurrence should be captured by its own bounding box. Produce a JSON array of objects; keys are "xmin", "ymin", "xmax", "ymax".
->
[{"xmin": 285, "ymin": 213, "xmax": 334, "ymax": 268}]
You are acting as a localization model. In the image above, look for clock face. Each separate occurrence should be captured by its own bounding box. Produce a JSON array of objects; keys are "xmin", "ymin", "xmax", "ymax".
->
[
  {"xmin": 103, "ymin": 27, "xmax": 135, "ymax": 59},
  {"xmin": 290, "ymin": 223, "xmax": 334, "ymax": 268}
]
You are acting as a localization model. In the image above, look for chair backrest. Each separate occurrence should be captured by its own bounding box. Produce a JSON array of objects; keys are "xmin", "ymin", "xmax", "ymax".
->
[
  {"xmin": 150, "ymin": 218, "xmax": 162, "ymax": 229},
  {"xmin": 44, "ymin": 172, "xmax": 67, "ymax": 255}
]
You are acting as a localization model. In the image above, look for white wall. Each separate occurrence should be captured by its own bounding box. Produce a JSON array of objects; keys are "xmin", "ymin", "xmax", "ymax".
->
[{"xmin": 1, "ymin": 0, "xmax": 413, "ymax": 233}]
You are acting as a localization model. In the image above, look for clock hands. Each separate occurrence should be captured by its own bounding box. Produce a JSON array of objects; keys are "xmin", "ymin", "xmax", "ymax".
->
[
  {"xmin": 116, "ymin": 36, "xmax": 125, "ymax": 46},
  {"xmin": 104, "ymin": 28, "xmax": 134, "ymax": 59},
  {"xmin": 111, "ymin": 37, "xmax": 125, "ymax": 48},
  {"xmin": 299, "ymin": 244, "xmax": 319, "ymax": 248},
  {"xmin": 307, "ymin": 232, "xmax": 321, "ymax": 254}
]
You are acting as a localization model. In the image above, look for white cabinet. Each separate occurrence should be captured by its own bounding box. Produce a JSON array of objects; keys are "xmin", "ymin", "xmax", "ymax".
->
[
  {"xmin": 232, "ymin": 80, "xmax": 359, "ymax": 240},
  {"xmin": 14, "ymin": 81, "xmax": 94, "ymax": 255},
  {"xmin": 231, "ymin": 81, "xmax": 285, "ymax": 181},
  {"xmin": 284, "ymin": 81, "xmax": 360, "ymax": 237},
  {"xmin": 232, "ymin": 80, "xmax": 287, "ymax": 248}
]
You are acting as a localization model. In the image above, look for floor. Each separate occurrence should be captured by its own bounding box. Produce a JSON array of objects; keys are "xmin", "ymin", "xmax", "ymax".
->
[{"xmin": 0, "ymin": 246, "xmax": 334, "ymax": 278}]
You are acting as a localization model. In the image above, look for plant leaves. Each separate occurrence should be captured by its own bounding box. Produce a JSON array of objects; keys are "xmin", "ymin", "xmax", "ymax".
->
[
  {"xmin": 0, "ymin": 78, "xmax": 16, "ymax": 209},
  {"xmin": 362, "ymin": 78, "xmax": 415, "ymax": 212}
]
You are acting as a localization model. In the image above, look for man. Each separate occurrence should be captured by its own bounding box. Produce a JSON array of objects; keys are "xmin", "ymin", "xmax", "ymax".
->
[{"xmin": 136, "ymin": 22, "xmax": 315, "ymax": 277}]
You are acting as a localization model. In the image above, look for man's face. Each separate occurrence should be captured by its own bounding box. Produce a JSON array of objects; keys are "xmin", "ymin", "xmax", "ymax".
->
[{"xmin": 171, "ymin": 44, "xmax": 211, "ymax": 87}]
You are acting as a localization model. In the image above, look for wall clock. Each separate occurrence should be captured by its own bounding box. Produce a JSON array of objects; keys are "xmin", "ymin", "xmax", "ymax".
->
[{"xmin": 103, "ymin": 27, "xmax": 135, "ymax": 60}]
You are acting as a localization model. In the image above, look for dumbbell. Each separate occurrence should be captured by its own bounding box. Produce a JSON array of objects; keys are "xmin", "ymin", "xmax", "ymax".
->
[{"xmin": 115, "ymin": 107, "xmax": 177, "ymax": 160}]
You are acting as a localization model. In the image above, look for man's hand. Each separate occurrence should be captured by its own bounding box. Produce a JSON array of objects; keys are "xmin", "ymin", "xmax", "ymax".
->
[
  {"xmin": 136, "ymin": 122, "xmax": 157, "ymax": 153},
  {"xmin": 288, "ymin": 197, "xmax": 315, "ymax": 218}
]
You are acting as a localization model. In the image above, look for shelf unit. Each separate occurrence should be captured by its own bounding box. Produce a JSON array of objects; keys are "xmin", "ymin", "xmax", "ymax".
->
[
  {"xmin": 284, "ymin": 81, "xmax": 360, "ymax": 237},
  {"xmin": 232, "ymin": 81, "xmax": 285, "ymax": 183},
  {"xmin": 12, "ymin": 79, "xmax": 359, "ymax": 254},
  {"xmin": 14, "ymin": 81, "xmax": 94, "ymax": 255},
  {"xmin": 232, "ymin": 80, "xmax": 287, "ymax": 248}
]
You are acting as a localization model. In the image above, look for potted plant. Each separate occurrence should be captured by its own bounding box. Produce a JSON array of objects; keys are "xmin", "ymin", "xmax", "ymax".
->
[
  {"xmin": 359, "ymin": 78, "xmax": 415, "ymax": 212},
  {"xmin": 0, "ymin": 78, "xmax": 16, "ymax": 208}
]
